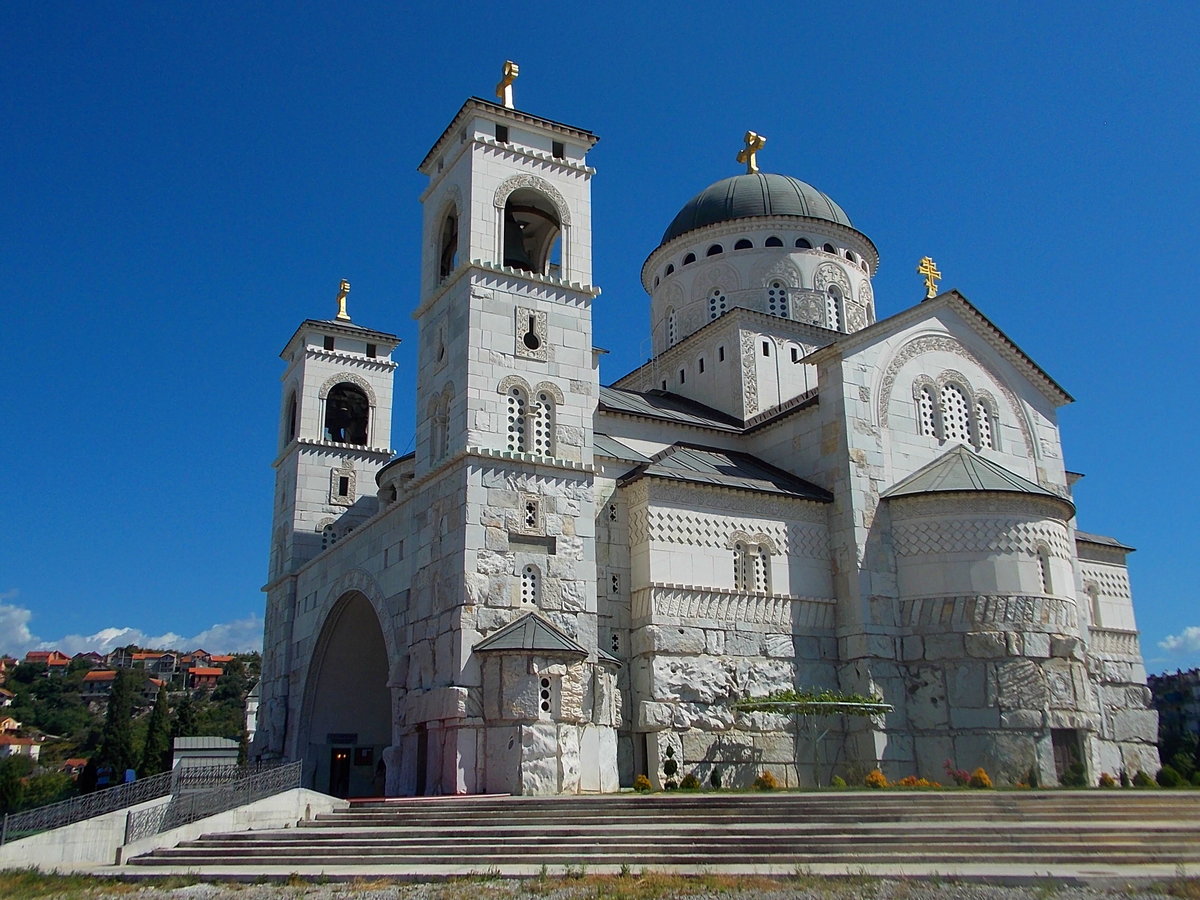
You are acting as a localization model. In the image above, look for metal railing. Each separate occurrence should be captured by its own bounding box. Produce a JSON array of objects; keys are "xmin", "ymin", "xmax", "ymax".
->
[
  {"xmin": 1, "ymin": 768, "xmax": 175, "ymax": 846},
  {"xmin": 0, "ymin": 761, "xmax": 299, "ymax": 847},
  {"xmin": 124, "ymin": 760, "xmax": 302, "ymax": 844}
]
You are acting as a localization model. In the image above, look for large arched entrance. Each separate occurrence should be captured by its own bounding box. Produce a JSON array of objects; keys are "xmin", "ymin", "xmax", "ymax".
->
[{"xmin": 300, "ymin": 592, "xmax": 391, "ymax": 798}]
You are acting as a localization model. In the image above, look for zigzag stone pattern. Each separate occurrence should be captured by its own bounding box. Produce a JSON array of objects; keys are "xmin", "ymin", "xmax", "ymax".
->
[{"xmin": 892, "ymin": 518, "xmax": 1071, "ymax": 558}]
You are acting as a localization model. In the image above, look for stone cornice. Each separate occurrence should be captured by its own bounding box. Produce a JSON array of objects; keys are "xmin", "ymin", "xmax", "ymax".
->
[
  {"xmin": 412, "ymin": 261, "xmax": 599, "ymax": 320},
  {"xmin": 420, "ymin": 136, "xmax": 595, "ymax": 201},
  {"xmin": 272, "ymin": 438, "xmax": 394, "ymax": 469}
]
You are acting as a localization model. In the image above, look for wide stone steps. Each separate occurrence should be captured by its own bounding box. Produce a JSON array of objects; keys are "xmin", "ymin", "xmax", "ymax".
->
[{"xmin": 126, "ymin": 792, "xmax": 1200, "ymax": 876}]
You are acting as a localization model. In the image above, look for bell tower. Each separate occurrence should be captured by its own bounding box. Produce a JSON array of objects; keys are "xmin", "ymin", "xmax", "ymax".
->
[
  {"xmin": 412, "ymin": 63, "xmax": 600, "ymax": 476},
  {"xmin": 268, "ymin": 281, "xmax": 399, "ymax": 582}
]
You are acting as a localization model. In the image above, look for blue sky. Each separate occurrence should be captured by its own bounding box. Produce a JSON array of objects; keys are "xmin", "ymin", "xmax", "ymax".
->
[{"xmin": 2, "ymin": 3, "xmax": 1197, "ymax": 671}]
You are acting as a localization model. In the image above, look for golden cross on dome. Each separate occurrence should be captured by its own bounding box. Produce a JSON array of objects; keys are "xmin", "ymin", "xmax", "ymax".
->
[
  {"xmin": 496, "ymin": 60, "xmax": 519, "ymax": 109},
  {"xmin": 916, "ymin": 256, "xmax": 942, "ymax": 299},
  {"xmin": 335, "ymin": 279, "xmax": 351, "ymax": 321},
  {"xmin": 736, "ymin": 131, "xmax": 767, "ymax": 174}
]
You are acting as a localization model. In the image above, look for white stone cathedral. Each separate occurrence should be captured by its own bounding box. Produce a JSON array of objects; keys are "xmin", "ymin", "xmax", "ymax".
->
[{"xmin": 255, "ymin": 75, "xmax": 1159, "ymax": 797}]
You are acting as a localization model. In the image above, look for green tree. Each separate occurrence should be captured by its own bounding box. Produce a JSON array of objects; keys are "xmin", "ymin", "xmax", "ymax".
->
[
  {"xmin": 139, "ymin": 685, "xmax": 173, "ymax": 775},
  {"xmin": 0, "ymin": 755, "xmax": 33, "ymax": 813},
  {"xmin": 173, "ymin": 691, "xmax": 198, "ymax": 740},
  {"xmin": 96, "ymin": 669, "xmax": 137, "ymax": 777}
]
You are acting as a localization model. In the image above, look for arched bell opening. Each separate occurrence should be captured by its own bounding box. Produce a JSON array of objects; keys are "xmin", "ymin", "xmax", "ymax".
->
[
  {"xmin": 438, "ymin": 211, "xmax": 459, "ymax": 280},
  {"xmin": 503, "ymin": 188, "xmax": 562, "ymax": 276},
  {"xmin": 299, "ymin": 592, "xmax": 391, "ymax": 798},
  {"xmin": 324, "ymin": 383, "xmax": 370, "ymax": 445}
]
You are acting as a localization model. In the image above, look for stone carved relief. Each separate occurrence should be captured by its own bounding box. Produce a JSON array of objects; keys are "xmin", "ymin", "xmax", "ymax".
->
[
  {"xmin": 632, "ymin": 585, "xmax": 836, "ymax": 629},
  {"xmin": 514, "ymin": 307, "xmax": 549, "ymax": 361},
  {"xmin": 900, "ymin": 594, "xmax": 1078, "ymax": 630},
  {"xmin": 752, "ymin": 257, "xmax": 803, "ymax": 290},
  {"xmin": 859, "ymin": 278, "xmax": 875, "ymax": 323},
  {"xmin": 812, "ymin": 261, "xmax": 851, "ymax": 295},
  {"xmin": 492, "ymin": 175, "xmax": 572, "ymax": 226},
  {"xmin": 892, "ymin": 517, "xmax": 1071, "ymax": 558},
  {"xmin": 845, "ymin": 302, "xmax": 868, "ymax": 332},
  {"xmin": 875, "ymin": 334, "xmax": 1036, "ymax": 460},
  {"xmin": 317, "ymin": 371, "xmax": 377, "ymax": 404},
  {"xmin": 792, "ymin": 290, "xmax": 826, "ymax": 327},
  {"xmin": 694, "ymin": 261, "xmax": 741, "ymax": 299},
  {"xmin": 740, "ymin": 331, "xmax": 759, "ymax": 415}
]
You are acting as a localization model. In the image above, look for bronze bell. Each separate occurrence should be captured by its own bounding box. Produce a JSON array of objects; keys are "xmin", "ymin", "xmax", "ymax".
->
[{"xmin": 503, "ymin": 210, "xmax": 536, "ymax": 272}]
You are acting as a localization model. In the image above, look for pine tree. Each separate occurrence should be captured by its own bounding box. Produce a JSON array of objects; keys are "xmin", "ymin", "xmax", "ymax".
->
[
  {"xmin": 173, "ymin": 691, "xmax": 198, "ymax": 740},
  {"xmin": 139, "ymin": 685, "xmax": 172, "ymax": 776},
  {"xmin": 97, "ymin": 669, "xmax": 137, "ymax": 778}
]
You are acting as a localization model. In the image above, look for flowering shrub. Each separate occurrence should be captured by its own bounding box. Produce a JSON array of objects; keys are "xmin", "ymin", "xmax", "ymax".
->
[
  {"xmin": 895, "ymin": 775, "xmax": 941, "ymax": 788},
  {"xmin": 753, "ymin": 771, "xmax": 779, "ymax": 791},
  {"xmin": 679, "ymin": 773, "xmax": 701, "ymax": 790},
  {"xmin": 943, "ymin": 759, "xmax": 971, "ymax": 786},
  {"xmin": 864, "ymin": 768, "xmax": 888, "ymax": 789},
  {"xmin": 633, "ymin": 774, "xmax": 652, "ymax": 793},
  {"xmin": 1098, "ymin": 772, "xmax": 1117, "ymax": 788},
  {"xmin": 968, "ymin": 767, "xmax": 993, "ymax": 789}
]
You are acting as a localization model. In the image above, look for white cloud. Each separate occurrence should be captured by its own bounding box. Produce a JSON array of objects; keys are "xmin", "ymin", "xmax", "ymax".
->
[
  {"xmin": 1159, "ymin": 627, "xmax": 1200, "ymax": 654},
  {"xmin": 0, "ymin": 602, "xmax": 263, "ymax": 657}
]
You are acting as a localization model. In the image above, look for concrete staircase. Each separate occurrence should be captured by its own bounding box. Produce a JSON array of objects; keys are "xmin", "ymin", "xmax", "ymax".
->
[{"xmin": 124, "ymin": 791, "xmax": 1200, "ymax": 879}]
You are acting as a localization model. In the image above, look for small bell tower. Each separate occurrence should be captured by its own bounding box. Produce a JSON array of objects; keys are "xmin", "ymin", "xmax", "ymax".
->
[{"xmin": 267, "ymin": 280, "xmax": 400, "ymax": 581}]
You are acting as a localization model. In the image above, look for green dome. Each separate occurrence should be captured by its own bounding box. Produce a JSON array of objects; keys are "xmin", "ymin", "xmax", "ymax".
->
[{"xmin": 661, "ymin": 173, "xmax": 852, "ymax": 245}]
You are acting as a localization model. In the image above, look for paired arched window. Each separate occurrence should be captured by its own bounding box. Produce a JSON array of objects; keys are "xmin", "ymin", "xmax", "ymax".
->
[
  {"xmin": 1084, "ymin": 582, "xmax": 1101, "ymax": 625},
  {"xmin": 707, "ymin": 288, "xmax": 727, "ymax": 321},
  {"xmin": 1036, "ymin": 545, "xmax": 1054, "ymax": 595},
  {"xmin": 505, "ymin": 384, "xmax": 557, "ymax": 456},
  {"xmin": 915, "ymin": 375, "xmax": 1002, "ymax": 452},
  {"xmin": 767, "ymin": 280, "xmax": 789, "ymax": 318},
  {"xmin": 325, "ymin": 383, "xmax": 369, "ymax": 445},
  {"xmin": 733, "ymin": 540, "xmax": 772, "ymax": 594}
]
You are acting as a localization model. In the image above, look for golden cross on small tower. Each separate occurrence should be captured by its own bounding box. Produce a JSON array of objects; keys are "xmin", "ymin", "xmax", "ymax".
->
[
  {"xmin": 736, "ymin": 131, "xmax": 767, "ymax": 174},
  {"xmin": 916, "ymin": 256, "xmax": 942, "ymax": 299},
  {"xmin": 335, "ymin": 279, "xmax": 351, "ymax": 321},
  {"xmin": 495, "ymin": 60, "xmax": 519, "ymax": 109}
]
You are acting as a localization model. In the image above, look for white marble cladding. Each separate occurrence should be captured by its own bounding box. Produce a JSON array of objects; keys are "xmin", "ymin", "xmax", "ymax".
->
[{"xmin": 632, "ymin": 585, "xmax": 836, "ymax": 631}]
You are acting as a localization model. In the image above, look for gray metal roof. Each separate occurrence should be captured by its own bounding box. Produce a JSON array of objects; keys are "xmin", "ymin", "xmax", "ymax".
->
[
  {"xmin": 661, "ymin": 173, "xmax": 852, "ymax": 245},
  {"xmin": 882, "ymin": 445, "xmax": 1069, "ymax": 510},
  {"xmin": 473, "ymin": 613, "xmax": 588, "ymax": 657},
  {"xmin": 1076, "ymin": 531, "xmax": 1135, "ymax": 552},
  {"xmin": 594, "ymin": 433, "xmax": 650, "ymax": 464},
  {"xmin": 619, "ymin": 443, "xmax": 832, "ymax": 501},
  {"xmin": 599, "ymin": 386, "xmax": 742, "ymax": 431}
]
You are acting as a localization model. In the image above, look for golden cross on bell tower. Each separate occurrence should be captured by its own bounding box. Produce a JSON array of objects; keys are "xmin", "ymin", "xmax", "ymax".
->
[
  {"xmin": 495, "ymin": 60, "xmax": 519, "ymax": 109},
  {"xmin": 335, "ymin": 279, "xmax": 351, "ymax": 322},
  {"xmin": 916, "ymin": 256, "xmax": 942, "ymax": 299},
  {"xmin": 736, "ymin": 131, "xmax": 766, "ymax": 174}
]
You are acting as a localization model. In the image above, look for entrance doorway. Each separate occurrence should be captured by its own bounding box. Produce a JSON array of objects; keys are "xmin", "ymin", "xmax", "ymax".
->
[
  {"xmin": 329, "ymin": 747, "xmax": 351, "ymax": 797},
  {"xmin": 1051, "ymin": 729, "xmax": 1084, "ymax": 784},
  {"xmin": 300, "ymin": 592, "xmax": 392, "ymax": 797}
]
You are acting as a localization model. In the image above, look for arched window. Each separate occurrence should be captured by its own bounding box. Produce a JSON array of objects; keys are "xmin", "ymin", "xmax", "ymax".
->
[
  {"xmin": 667, "ymin": 308, "xmax": 678, "ymax": 346},
  {"xmin": 825, "ymin": 286, "xmax": 844, "ymax": 332},
  {"xmin": 321, "ymin": 523, "xmax": 337, "ymax": 551},
  {"xmin": 532, "ymin": 391, "xmax": 555, "ymax": 456},
  {"xmin": 430, "ymin": 392, "xmax": 451, "ymax": 462},
  {"xmin": 765, "ymin": 236, "xmax": 783, "ymax": 247},
  {"xmin": 506, "ymin": 386, "xmax": 528, "ymax": 453},
  {"xmin": 1036, "ymin": 545, "xmax": 1054, "ymax": 595},
  {"xmin": 653, "ymin": 276, "xmax": 660, "ymax": 288},
  {"xmin": 767, "ymin": 280, "xmax": 789, "ymax": 318},
  {"xmin": 974, "ymin": 402, "xmax": 995, "ymax": 450},
  {"xmin": 822, "ymin": 243, "xmax": 836, "ymax": 253},
  {"xmin": 521, "ymin": 564, "xmax": 541, "ymax": 606},
  {"xmin": 917, "ymin": 385, "xmax": 938, "ymax": 438},
  {"xmin": 682, "ymin": 252, "xmax": 696, "ymax": 266},
  {"xmin": 733, "ymin": 541, "xmax": 748, "ymax": 591},
  {"xmin": 285, "ymin": 391, "xmax": 298, "ymax": 442},
  {"xmin": 795, "ymin": 238, "xmax": 812, "ymax": 249},
  {"xmin": 665, "ymin": 264, "xmax": 675, "ymax": 276},
  {"xmin": 1085, "ymin": 582, "xmax": 1101, "ymax": 626},
  {"xmin": 734, "ymin": 540, "xmax": 772, "ymax": 593},
  {"xmin": 940, "ymin": 383, "xmax": 971, "ymax": 444},
  {"xmin": 439, "ymin": 211, "xmax": 459, "ymax": 280},
  {"xmin": 707, "ymin": 288, "xmax": 727, "ymax": 320},
  {"xmin": 503, "ymin": 189, "xmax": 561, "ymax": 275},
  {"xmin": 706, "ymin": 244, "xmax": 723, "ymax": 257},
  {"xmin": 754, "ymin": 546, "xmax": 770, "ymax": 593},
  {"xmin": 734, "ymin": 238, "xmax": 753, "ymax": 250},
  {"xmin": 325, "ymin": 383, "xmax": 369, "ymax": 445}
]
